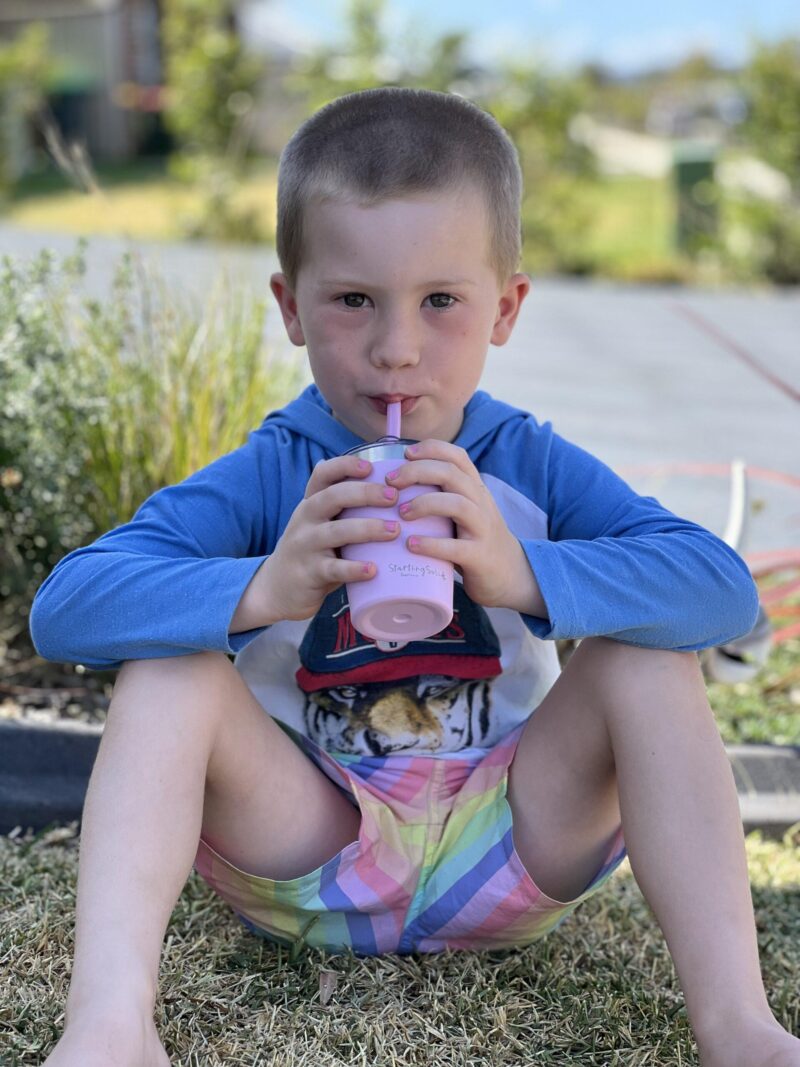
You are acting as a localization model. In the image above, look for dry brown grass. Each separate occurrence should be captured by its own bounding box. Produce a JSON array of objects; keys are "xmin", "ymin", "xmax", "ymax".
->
[{"xmin": 2, "ymin": 823, "xmax": 798, "ymax": 1065}]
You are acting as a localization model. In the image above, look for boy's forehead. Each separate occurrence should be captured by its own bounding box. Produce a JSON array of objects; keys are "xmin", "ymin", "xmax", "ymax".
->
[
  {"xmin": 309, "ymin": 180, "xmax": 486, "ymax": 212},
  {"xmin": 302, "ymin": 187, "xmax": 493, "ymax": 282}
]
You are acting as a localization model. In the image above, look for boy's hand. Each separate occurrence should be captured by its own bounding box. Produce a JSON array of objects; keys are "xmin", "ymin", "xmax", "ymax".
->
[
  {"xmin": 385, "ymin": 440, "xmax": 547, "ymax": 616},
  {"xmin": 248, "ymin": 454, "xmax": 402, "ymax": 624}
]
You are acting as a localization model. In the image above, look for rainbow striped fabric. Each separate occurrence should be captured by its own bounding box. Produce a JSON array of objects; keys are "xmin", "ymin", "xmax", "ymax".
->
[{"xmin": 193, "ymin": 721, "xmax": 626, "ymax": 956}]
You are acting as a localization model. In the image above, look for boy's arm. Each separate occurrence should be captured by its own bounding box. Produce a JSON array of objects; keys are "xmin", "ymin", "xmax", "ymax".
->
[
  {"xmin": 512, "ymin": 429, "xmax": 759, "ymax": 652},
  {"xmin": 29, "ymin": 439, "xmax": 274, "ymax": 670}
]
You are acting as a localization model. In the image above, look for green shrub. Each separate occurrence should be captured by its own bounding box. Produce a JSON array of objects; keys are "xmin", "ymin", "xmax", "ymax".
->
[
  {"xmin": 159, "ymin": 0, "xmax": 264, "ymax": 242},
  {"xmin": 0, "ymin": 23, "xmax": 51, "ymax": 198},
  {"xmin": 0, "ymin": 243, "xmax": 302, "ymax": 639},
  {"xmin": 723, "ymin": 195, "xmax": 800, "ymax": 286},
  {"xmin": 521, "ymin": 174, "xmax": 599, "ymax": 276},
  {"xmin": 160, "ymin": 0, "xmax": 261, "ymax": 170},
  {"xmin": 740, "ymin": 38, "xmax": 800, "ymax": 192}
]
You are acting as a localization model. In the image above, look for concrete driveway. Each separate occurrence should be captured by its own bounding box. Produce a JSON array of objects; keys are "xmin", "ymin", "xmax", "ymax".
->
[{"xmin": 2, "ymin": 223, "xmax": 798, "ymax": 556}]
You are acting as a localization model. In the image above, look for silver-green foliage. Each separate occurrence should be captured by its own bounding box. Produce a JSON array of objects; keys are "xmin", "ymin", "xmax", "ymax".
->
[{"xmin": 0, "ymin": 243, "xmax": 302, "ymax": 630}]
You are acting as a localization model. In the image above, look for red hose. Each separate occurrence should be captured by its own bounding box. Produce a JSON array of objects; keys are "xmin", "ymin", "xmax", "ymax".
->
[{"xmin": 617, "ymin": 462, "xmax": 800, "ymax": 646}]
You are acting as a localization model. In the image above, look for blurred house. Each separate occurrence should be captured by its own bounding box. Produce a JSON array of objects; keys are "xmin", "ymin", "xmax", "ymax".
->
[
  {"xmin": 0, "ymin": 0, "xmax": 166, "ymax": 174},
  {"xmin": 1, "ymin": 0, "xmax": 313, "ymax": 177},
  {"xmin": 569, "ymin": 113, "xmax": 673, "ymax": 178},
  {"xmin": 569, "ymin": 112, "xmax": 790, "ymax": 203},
  {"xmin": 645, "ymin": 81, "xmax": 747, "ymax": 140}
]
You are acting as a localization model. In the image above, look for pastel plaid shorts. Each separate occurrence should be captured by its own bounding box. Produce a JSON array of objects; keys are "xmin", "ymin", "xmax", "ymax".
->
[{"xmin": 192, "ymin": 720, "xmax": 627, "ymax": 956}]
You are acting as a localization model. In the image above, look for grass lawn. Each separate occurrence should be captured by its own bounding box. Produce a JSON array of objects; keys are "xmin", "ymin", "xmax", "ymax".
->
[
  {"xmin": 3, "ymin": 823, "xmax": 798, "ymax": 1065},
  {"xmin": 4, "ymin": 159, "xmax": 279, "ymax": 244},
  {"xmin": 708, "ymin": 636, "xmax": 800, "ymax": 747},
  {"xmin": 575, "ymin": 174, "xmax": 682, "ymax": 280}
]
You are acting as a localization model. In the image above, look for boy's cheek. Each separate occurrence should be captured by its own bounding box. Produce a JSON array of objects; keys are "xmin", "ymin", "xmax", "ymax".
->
[{"xmin": 312, "ymin": 307, "xmax": 362, "ymax": 334}]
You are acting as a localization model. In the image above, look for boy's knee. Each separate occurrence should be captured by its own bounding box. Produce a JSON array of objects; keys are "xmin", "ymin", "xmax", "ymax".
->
[
  {"xmin": 113, "ymin": 651, "xmax": 239, "ymax": 714},
  {"xmin": 119, "ymin": 650, "xmax": 232, "ymax": 680},
  {"xmin": 579, "ymin": 636, "xmax": 698, "ymax": 670},
  {"xmin": 573, "ymin": 638, "xmax": 703, "ymax": 708}
]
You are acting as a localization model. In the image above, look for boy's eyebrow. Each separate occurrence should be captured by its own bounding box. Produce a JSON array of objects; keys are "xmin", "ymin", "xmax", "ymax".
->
[{"xmin": 318, "ymin": 278, "xmax": 479, "ymax": 289}]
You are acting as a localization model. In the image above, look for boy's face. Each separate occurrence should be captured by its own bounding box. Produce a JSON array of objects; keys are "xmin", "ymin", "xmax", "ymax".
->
[{"xmin": 270, "ymin": 184, "xmax": 531, "ymax": 443}]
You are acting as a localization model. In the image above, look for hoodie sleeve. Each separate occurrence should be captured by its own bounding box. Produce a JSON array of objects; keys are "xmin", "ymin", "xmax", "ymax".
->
[
  {"xmin": 29, "ymin": 436, "xmax": 276, "ymax": 670},
  {"xmin": 516, "ymin": 428, "xmax": 760, "ymax": 651}
]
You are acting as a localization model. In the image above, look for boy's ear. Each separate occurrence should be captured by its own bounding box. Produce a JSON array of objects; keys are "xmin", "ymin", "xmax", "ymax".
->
[
  {"xmin": 269, "ymin": 273, "xmax": 306, "ymax": 347},
  {"xmin": 490, "ymin": 272, "xmax": 532, "ymax": 346}
]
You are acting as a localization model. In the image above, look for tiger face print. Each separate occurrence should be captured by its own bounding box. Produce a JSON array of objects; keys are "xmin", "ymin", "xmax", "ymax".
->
[{"xmin": 303, "ymin": 675, "xmax": 495, "ymax": 755}]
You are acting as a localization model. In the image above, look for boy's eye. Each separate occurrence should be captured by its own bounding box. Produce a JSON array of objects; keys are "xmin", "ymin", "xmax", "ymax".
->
[
  {"xmin": 428, "ymin": 293, "xmax": 455, "ymax": 309},
  {"xmin": 341, "ymin": 293, "xmax": 369, "ymax": 308}
]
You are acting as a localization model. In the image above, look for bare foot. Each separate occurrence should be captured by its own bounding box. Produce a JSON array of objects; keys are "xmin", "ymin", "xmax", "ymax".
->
[
  {"xmin": 41, "ymin": 1014, "xmax": 170, "ymax": 1067},
  {"xmin": 699, "ymin": 1015, "xmax": 800, "ymax": 1067}
]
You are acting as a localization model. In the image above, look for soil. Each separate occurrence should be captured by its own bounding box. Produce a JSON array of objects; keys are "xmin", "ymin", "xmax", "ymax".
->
[{"xmin": 0, "ymin": 637, "xmax": 113, "ymax": 728}]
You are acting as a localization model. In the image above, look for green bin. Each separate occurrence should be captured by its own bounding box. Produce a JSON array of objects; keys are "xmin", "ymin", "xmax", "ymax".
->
[{"xmin": 673, "ymin": 141, "xmax": 718, "ymax": 254}]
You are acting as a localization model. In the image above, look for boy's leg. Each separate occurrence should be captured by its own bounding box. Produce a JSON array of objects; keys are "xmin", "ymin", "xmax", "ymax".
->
[
  {"xmin": 506, "ymin": 636, "xmax": 799, "ymax": 1066},
  {"xmin": 51, "ymin": 651, "xmax": 359, "ymax": 1061}
]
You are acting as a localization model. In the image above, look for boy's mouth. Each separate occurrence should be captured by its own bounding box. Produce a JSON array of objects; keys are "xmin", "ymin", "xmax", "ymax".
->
[{"xmin": 368, "ymin": 395, "xmax": 419, "ymax": 417}]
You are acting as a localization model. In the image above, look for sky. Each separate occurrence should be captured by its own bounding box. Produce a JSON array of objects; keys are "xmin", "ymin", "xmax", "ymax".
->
[{"xmin": 241, "ymin": 0, "xmax": 800, "ymax": 76}]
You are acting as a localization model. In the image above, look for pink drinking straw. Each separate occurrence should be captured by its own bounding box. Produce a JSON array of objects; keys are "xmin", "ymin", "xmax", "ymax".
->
[{"xmin": 386, "ymin": 400, "xmax": 402, "ymax": 439}]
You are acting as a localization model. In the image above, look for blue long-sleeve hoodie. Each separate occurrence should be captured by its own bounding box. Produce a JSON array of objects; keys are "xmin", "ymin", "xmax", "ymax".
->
[{"xmin": 29, "ymin": 384, "xmax": 759, "ymax": 759}]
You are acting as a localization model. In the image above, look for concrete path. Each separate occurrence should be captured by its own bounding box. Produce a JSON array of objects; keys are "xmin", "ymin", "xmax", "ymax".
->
[{"xmin": 2, "ymin": 223, "xmax": 798, "ymax": 555}]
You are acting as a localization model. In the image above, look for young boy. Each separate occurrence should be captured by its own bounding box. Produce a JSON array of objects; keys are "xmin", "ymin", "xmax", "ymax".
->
[{"xmin": 30, "ymin": 87, "xmax": 799, "ymax": 1067}]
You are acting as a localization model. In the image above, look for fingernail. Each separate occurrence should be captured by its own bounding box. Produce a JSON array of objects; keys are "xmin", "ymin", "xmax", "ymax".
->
[
  {"xmin": 387, "ymin": 469, "xmax": 400, "ymax": 480},
  {"xmin": 407, "ymin": 444, "xmax": 420, "ymax": 455},
  {"xmin": 357, "ymin": 459, "xmax": 370, "ymax": 470},
  {"xmin": 383, "ymin": 486, "xmax": 397, "ymax": 500},
  {"xmin": 384, "ymin": 520, "xmax": 398, "ymax": 532},
  {"xmin": 399, "ymin": 502, "xmax": 411, "ymax": 516},
  {"xmin": 408, "ymin": 536, "xmax": 421, "ymax": 549}
]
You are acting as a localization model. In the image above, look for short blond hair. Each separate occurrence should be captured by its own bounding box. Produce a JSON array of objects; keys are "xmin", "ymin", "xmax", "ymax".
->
[{"xmin": 275, "ymin": 87, "xmax": 523, "ymax": 291}]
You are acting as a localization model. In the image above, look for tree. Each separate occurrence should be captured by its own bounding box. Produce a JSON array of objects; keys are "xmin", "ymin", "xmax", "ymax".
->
[
  {"xmin": 159, "ymin": 0, "xmax": 265, "ymax": 239},
  {"xmin": 160, "ymin": 0, "xmax": 262, "ymax": 176},
  {"xmin": 741, "ymin": 37, "xmax": 800, "ymax": 190},
  {"xmin": 483, "ymin": 62, "xmax": 597, "ymax": 273},
  {"xmin": 287, "ymin": 0, "xmax": 476, "ymax": 109},
  {"xmin": 0, "ymin": 23, "xmax": 51, "ymax": 197}
]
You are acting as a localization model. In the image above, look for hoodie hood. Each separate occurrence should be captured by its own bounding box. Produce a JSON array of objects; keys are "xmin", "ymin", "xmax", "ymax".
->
[{"xmin": 262, "ymin": 383, "xmax": 529, "ymax": 461}]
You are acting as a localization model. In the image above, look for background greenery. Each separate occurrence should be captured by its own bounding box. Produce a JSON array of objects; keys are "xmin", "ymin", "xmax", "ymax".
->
[{"xmin": 1, "ymin": 1, "xmax": 799, "ymax": 283}]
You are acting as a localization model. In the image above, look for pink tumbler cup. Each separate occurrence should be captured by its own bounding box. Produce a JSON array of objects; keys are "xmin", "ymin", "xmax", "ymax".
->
[{"xmin": 339, "ymin": 438, "xmax": 454, "ymax": 644}]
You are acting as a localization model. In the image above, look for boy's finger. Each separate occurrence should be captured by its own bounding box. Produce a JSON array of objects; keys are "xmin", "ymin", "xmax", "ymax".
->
[
  {"xmin": 386, "ymin": 459, "xmax": 473, "ymax": 493},
  {"xmin": 324, "ymin": 516, "xmax": 401, "ymax": 549},
  {"xmin": 306, "ymin": 480, "xmax": 398, "ymax": 522},
  {"xmin": 326, "ymin": 557, "xmax": 376, "ymax": 585},
  {"xmin": 305, "ymin": 454, "xmax": 372, "ymax": 498},
  {"xmin": 398, "ymin": 490, "xmax": 471, "ymax": 527},
  {"xmin": 404, "ymin": 440, "xmax": 474, "ymax": 473},
  {"xmin": 406, "ymin": 534, "xmax": 460, "ymax": 560}
]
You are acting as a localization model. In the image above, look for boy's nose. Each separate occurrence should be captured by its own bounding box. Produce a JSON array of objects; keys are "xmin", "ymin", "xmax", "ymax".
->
[{"xmin": 368, "ymin": 313, "xmax": 421, "ymax": 369}]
